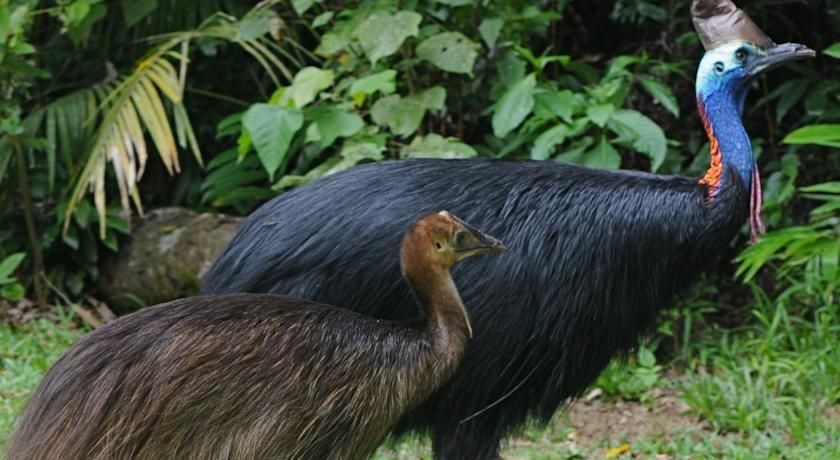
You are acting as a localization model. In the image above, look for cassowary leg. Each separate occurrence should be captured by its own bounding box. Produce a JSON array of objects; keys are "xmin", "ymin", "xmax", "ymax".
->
[{"xmin": 431, "ymin": 420, "xmax": 504, "ymax": 460}]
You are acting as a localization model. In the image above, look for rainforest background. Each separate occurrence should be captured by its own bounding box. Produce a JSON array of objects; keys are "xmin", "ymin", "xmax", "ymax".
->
[{"xmin": 0, "ymin": 0, "xmax": 838, "ymax": 457}]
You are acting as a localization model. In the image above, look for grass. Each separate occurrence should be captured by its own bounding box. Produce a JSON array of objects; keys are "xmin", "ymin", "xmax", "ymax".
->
[
  {"xmin": 0, "ymin": 318, "xmax": 85, "ymax": 447},
  {"xmin": 0, "ymin": 284, "xmax": 837, "ymax": 459}
]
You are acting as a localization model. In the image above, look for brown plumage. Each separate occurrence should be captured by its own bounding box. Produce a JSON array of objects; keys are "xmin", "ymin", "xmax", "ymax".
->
[{"xmin": 6, "ymin": 211, "xmax": 505, "ymax": 460}]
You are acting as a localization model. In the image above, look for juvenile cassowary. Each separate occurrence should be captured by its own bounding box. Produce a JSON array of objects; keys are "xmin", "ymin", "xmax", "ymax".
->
[
  {"xmin": 7, "ymin": 212, "xmax": 504, "ymax": 460},
  {"xmin": 203, "ymin": 1, "xmax": 815, "ymax": 458}
]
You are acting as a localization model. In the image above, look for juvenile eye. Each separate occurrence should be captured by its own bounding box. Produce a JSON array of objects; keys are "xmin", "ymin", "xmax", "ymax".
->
[
  {"xmin": 735, "ymin": 49, "xmax": 747, "ymax": 62},
  {"xmin": 714, "ymin": 61, "xmax": 725, "ymax": 73}
]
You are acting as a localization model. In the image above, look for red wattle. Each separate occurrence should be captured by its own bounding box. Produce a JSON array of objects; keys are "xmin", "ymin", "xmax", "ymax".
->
[{"xmin": 749, "ymin": 166, "xmax": 765, "ymax": 244}]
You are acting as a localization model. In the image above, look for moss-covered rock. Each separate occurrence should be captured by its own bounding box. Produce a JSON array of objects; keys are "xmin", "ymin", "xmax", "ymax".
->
[{"xmin": 98, "ymin": 208, "xmax": 243, "ymax": 313}]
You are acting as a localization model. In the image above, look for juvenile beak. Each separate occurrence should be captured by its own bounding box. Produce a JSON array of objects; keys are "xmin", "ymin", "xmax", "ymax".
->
[
  {"xmin": 746, "ymin": 42, "xmax": 815, "ymax": 76},
  {"xmin": 453, "ymin": 220, "xmax": 506, "ymax": 260}
]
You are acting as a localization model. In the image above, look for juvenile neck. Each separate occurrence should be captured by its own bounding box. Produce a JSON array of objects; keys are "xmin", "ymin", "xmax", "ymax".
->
[
  {"xmin": 403, "ymin": 264, "xmax": 471, "ymax": 353},
  {"xmin": 697, "ymin": 86, "xmax": 754, "ymax": 198}
]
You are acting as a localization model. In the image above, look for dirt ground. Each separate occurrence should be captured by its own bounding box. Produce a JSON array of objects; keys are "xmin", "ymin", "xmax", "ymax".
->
[
  {"xmin": 378, "ymin": 385, "xmax": 713, "ymax": 459},
  {"xmin": 503, "ymin": 386, "xmax": 712, "ymax": 459},
  {"xmin": 567, "ymin": 388, "xmax": 706, "ymax": 447}
]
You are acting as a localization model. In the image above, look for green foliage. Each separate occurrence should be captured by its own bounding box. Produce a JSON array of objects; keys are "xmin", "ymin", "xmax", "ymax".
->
[
  {"xmin": 416, "ymin": 32, "xmax": 478, "ymax": 75},
  {"xmin": 493, "ymin": 73, "xmax": 537, "ymax": 138},
  {"xmin": 783, "ymin": 124, "xmax": 840, "ymax": 147},
  {"xmin": 0, "ymin": 318, "xmax": 85, "ymax": 447},
  {"xmin": 0, "ymin": 253, "xmax": 26, "ymax": 300},
  {"xmin": 0, "ymin": 0, "xmax": 835, "ymax": 359},
  {"xmin": 679, "ymin": 291, "xmax": 840, "ymax": 446},
  {"xmin": 242, "ymin": 104, "xmax": 304, "ymax": 179},
  {"xmin": 354, "ymin": 11, "xmax": 421, "ymax": 64},
  {"xmin": 595, "ymin": 344, "xmax": 662, "ymax": 404}
]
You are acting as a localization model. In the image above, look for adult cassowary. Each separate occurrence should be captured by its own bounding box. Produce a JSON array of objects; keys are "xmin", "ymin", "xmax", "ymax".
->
[{"xmin": 203, "ymin": 1, "xmax": 814, "ymax": 458}]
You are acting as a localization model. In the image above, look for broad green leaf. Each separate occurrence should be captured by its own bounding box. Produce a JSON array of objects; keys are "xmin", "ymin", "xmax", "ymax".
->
[
  {"xmin": 314, "ymin": 141, "xmax": 387, "ymax": 177},
  {"xmin": 555, "ymin": 138, "xmax": 594, "ymax": 164},
  {"xmin": 606, "ymin": 55, "xmax": 639, "ymax": 79},
  {"xmin": 312, "ymin": 11, "xmax": 333, "ymax": 28},
  {"xmin": 435, "ymin": 0, "xmax": 473, "ymax": 5},
  {"xmin": 340, "ymin": 141, "xmax": 385, "ymax": 163},
  {"xmin": 64, "ymin": 1, "xmax": 92, "ymax": 28},
  {"xmin": 586, "ymin": 104, "xmax": 614, "ymax": 127},
  {"xmin": 11, "ymin": 42, "xmax": 35, "ymax": 54},
  {"xmin": 275, "ymin": 162, "xmax": 335, "ymax": 190},
  {"xmin": 637, "ymin": 347, "xmax": 657, "ymax": 367},
  {"xmin": 638, "ymin": 77, "xmax": 679, "ymax": 117},
  {"xmin": 120, "ymin": 0, "xmax": 157, "ymax": 28},
  {"xmin": 242, "ymin": 104, "xmax": 303, "ymax": 179},
  {"xmin": 235, "ymin": 9, "xmax": 277, "ymax": 41},
  {"xmin": 370, "ymin": 87, "xmax": 445, "ymax": 136},
  {"xmin": 800, "ymin": 181, "xmax": 840, "ymax": 194},
  {"xmin": 236, "ymin": 129, "xmax": 252, "ymax": 157},
  {"xmin": 292, "ymin": 0, "xmax": 321, "ymax": 15},
  {"xmin": 492, "ymin": 73, "xmax": 536, "ymax": 138},
  {"xmin": 416, "ymin": 32, "xmax": 479, "ymax": 75},
  {"xmin": 531, "ymin": 125, "xmax": 568, "ymax": 160},
  {"xmin": 316, "ymin": 11, "xmax": 365, "ymax": 56},
  {"xmin": 607, "ymin": 109, "xmax": 667, "ymax": 171},
  {"xmin": 774, "ymin": 79, "xmax": 809, "ymax": 123},
  {"xmin": 0, "ymin": 8, "xmax": 10, "ymax": 40},
  {"xmin": 353, "ymin": 11, "xmax": 422, "ymax": 64},
  {"xmin": 308, "ymin": 105, "xmax": 364, "ymax": 147},
  {"xmin": 66, "ymin": 3, "xmax": 106, "ymax": 44},
  {"xmin": 284, "ymin": 67, "xmax": 334, "ymax": 108},
  {"xmin": 268, "ymin": 87, "xmax": 288, "ymax": 106},
  {"xmin": 513, "ymin": 44, "xmax": 569, "ymax": 70},
  {"xmin": 0, "ymin": 253, "xmax": 26, "ymax": 282},
  {"xmin": 404, "ymin": 134, "xmax": 477, "ymax": 159},
  {"xmin": 584, "ymin": 138, "xmax": 621, "ymax": 169},
  {"xmin": 1, "ymin": 283, "xmax": 24, "ymax": 301},
  {"xmin": 534, "ymin": 90, "xmax": 575, "ymax": 122},
  {"xmin": 783, "ymin": 124, "xmax": 840, "ymax": 146},
  {"xmin": 495, "ymin": 51, "xmax": 526, "ymax": 88},
  {"xmin": 478, "ymin": 17, "xmax": 504, "ymax": 49},
  {"xmin": 371, "ymin": 95, "xmax": 425, "ymax": 137},
  {"xmin": 349, "ymin": 70, "xmax": 397, "ymax": 105},
  {"xmin": 824, "ymin": 43, "xmax": 840, "ymax": 59},
  {"xmin": 412, "ymin": 86, "xmax": 446, "ymax": 110}
]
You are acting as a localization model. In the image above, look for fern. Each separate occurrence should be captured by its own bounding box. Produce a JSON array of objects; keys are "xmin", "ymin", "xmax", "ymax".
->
[{"xmin": 12, "ymin": 1, "xmax": 301, "ymax": 237}]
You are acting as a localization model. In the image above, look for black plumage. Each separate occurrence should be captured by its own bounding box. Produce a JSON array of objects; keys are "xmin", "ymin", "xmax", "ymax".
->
[{"xmin": 203, "ymin": 159, "xmax": 748, "ymax": 458}]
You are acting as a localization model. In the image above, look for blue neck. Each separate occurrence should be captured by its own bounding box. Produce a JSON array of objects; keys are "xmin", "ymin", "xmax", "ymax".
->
[{"xmin": 698, "ymin": 82, "xmax": 754, "ymax": 188}]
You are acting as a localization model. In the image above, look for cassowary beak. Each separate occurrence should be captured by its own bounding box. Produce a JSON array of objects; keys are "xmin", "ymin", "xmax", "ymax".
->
[
  {"xmin": 449, "ymin": 219, "xmax": 504, "ymax": 339},
  {"xmin": 452, "ymin": 220, "xmax": 506, "ymax": 261},
  {"xmin": 746, "ymin": 42, "xmax": 815, "ymax": 76}
]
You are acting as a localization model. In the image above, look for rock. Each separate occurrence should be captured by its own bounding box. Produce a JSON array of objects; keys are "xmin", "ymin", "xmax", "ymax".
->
[{"xmin": 98, "ymin": 208, "xmax": 243, "ymax": 313}]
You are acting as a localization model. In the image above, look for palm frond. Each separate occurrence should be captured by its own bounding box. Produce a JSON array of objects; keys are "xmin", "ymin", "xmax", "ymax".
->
[{"xmin": 57, "ymin": 1, "xmax": 298, "ymax": 237}]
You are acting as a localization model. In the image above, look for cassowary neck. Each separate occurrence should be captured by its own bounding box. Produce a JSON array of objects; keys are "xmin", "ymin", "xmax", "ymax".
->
[
  {"xmin": 696, "ymin": 84, "xmax": 754, "ymax": 198},
  {"xmin": 407, "ymin": 267, "xmax": 470, "ymax": 346}
]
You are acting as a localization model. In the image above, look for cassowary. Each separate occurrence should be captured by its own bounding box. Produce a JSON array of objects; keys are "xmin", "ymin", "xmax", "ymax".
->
[
  {"xmin": 202, "ymin": 1, "xmax": 814, "ymax": 458},
  {"xmin": 7, "ymin": 212, "xmax": 505, "ymax": 460}
]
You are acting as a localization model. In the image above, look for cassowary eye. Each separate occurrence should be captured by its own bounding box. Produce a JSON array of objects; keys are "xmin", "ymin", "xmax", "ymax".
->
[
  {"xmin": 714, "ymin": 62, "xmax": 725, "ymax": 73},
  {"xmin": 735, "ymin": 49, "xmax": 747, "ymax": 63}
]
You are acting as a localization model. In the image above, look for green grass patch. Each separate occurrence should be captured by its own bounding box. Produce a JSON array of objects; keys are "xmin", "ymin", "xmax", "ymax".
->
[{"xmin": 0, "ymin": 319, "xmax": 85, "ymax": 447}]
